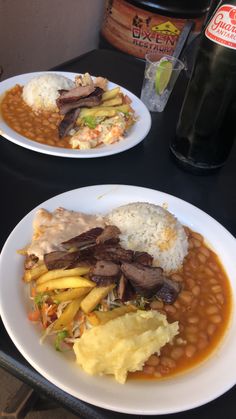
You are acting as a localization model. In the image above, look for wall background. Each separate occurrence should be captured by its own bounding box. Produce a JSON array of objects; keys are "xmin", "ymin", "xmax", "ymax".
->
[{"xmin": 0, "ymin": 0, "xmax": 105, "ymax": 80}]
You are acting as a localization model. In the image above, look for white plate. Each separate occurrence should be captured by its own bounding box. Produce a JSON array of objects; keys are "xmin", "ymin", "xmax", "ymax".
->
[
  {"xmin": 0, "ymin": 185, "xmax": 236, "ymax": 415},
  {"xmin": 0, "ymin": 72, "xmax": 151, "ymax": 158}
]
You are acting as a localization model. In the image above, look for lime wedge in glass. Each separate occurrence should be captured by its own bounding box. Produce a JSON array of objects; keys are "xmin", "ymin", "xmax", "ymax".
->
[{"xmin": 155, "ymin": 60, "xmax": 173, "ymax": 95}]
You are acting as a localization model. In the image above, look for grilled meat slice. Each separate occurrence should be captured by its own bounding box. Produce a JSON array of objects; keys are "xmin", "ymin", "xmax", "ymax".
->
[
  {"xmin": 57, "ymin": 87, "xmax": 104, "ymax": 115},
  {"xmin": 62, "ymin": 227, "xmax": 104, "ymax": 250},
  {"xmin": 91, "ymin": 260, "xmax": 120, "ymax": 277},
  {"xmin": 96, "ymin": 225, "xmax": 121, "ymax": 245},
  {"xmin": 120, "ymin": 262, "xmax": 164, "ymax": 298},
  {"xmin": 44, "ymin": 250, "xmax": 81, "ymax": 270},
  {"xmin": 133, "ymin": 251, "xmax": 153, "ymax": 266},
  {"xmin": 90, "ymin": 275, "xmax": 117, "ymax": 287},
  {"xmin": 58, "ymin": 107, "xmax": 81, "ymax": 138},
  {"xmin": 95, "ymin": 244, "xmax": 134, "ymax": 263},
  {"xmin": 57, "ymin": 85, "xmax": 95, "ymax": 104},
  {"xmin": 155, "ymin": 278, "xmax": 181, "ymax": 304},
  {"xmin": 90, "ymin": 260, "xmax": 120, "ymax": 287}
]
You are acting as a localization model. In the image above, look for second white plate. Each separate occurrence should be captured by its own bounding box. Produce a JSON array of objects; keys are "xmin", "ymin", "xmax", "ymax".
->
[
  {"xmin": 0, "ymin": 72, "xmax": 151, "ymax": 158},
  {"xmin": 0, "ymin": 185, "xmax": 236, "ymax": 415}
]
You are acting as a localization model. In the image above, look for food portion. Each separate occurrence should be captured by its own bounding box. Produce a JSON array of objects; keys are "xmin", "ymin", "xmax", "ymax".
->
[
  {"xmin": 1, "ymin": 73, "xmax": 136, "ymax": 150},
  {"xmin": 74, "ymin": 310, "xmax": 178, "ymax": 384},
  {"xmin": 107, "ymin": 202, "xmax": 188, "ymax": 273},
  {"xmin": 22, "ymin": 74, "xmax": 75, "ymax": 112},
  {"xmin": 19, "ymin": 202, "xmax": 232, "ymax": 383}
]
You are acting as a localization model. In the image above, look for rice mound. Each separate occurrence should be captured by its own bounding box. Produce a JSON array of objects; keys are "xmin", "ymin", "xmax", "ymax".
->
[
  {"xmin": 22, "ymin": 73, "xmax": 75, "ymax": 112},
  {"xmin": 107, "ymin": 202, "xmax": 188, "ymax": 273}
]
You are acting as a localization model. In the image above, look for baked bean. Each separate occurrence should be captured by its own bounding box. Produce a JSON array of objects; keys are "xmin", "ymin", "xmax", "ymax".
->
[
  {"xmin": 179, "ymin": 290, "xmax": 193, "ymax": 304},
  {"xmin": 198, "ymin": 337, "xmax": 208, "ymax": 350},
  {"xmin": 185, "ymin": 345, "xmax": 197, "ymax": 358},
  {"xmin": 206, "ymin": 305, "xmax": 219, "ymax": 315},
  {"xmin": 216, "ymin": 293, "xmax": 224, "ymax": 305},
  {"xmin": 199, "ymin": 247, "xmax": 210, "ymax": 258},
  {"xmin": 191, "ymin": 232, "xmax": 203, "ymax": 242},
  {"xmin": 186, "ymin": 334, "xmax": 198, "ymax": 344},
  {"xmin": 186, "ymin": 277, "xmax": 195, "ymax": 289},
  {"xmin": 210, "ymin": 314, "xmax": 222, "ymax": 324},
  {"xmin": 192, "ymin": 285, "xmax": 200, "ymax": 296},
  {"xmin": 197, "ymin": 253, "xmax": 207, "ymax": 263},
  {"xmin": 145, "ymin": 355, "xmax": 160, "ymax": 366},
  {"xmin": 209, "ymin": 262, "xmax": 220, "ymax": 272},
  {"xmin": 204, "ymin": 267, "xmax": 214, "ymax": 276},
  {"xmin": 170, "ymin": 347, "xmax": 184, "ymax": 360},
  {"xmin": 193, "ymin": 239, "xmax": 201, "ymax": 248},
  {"xmin": 160, "ymin": 357, "xmax": 176, "ymax": 369},
  {"xmin": 142, "ymin": 365, "xmax": 155, "ymax": 375},
  {"xmin": 212, "ymin": 285, "xmax": 222, "ymax": 294},
  {"xmin": 185, "ymin": 325, "xmax": 198, "ymax": 334},
  {"xmin": 207, "ymin": 324, "xmax": 217, "ymax": 336},
  {"xmin": 188, "ymin": 316, "xmax": 199, "ymax": 324}
]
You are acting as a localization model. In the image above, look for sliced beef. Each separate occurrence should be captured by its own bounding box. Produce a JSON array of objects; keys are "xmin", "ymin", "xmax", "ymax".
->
[
  {"xmin": 155, "ymin": 278, "xmax": 181, "ymax": 304},
  {"xmin": 61, "ymin": 227, "xmax": 104, "ymax": 250},
  {"xmin": 94, "ymin": 244, "xmax": 134, "ymax": 263},
  {"xmin": 91, "ymin": 260, "xmax": 120, "ymax": 277},
  {"xmin": 57, "ymin": 87, "xmax": 104, "ymax": 115},
  {"xmin": 44, "ymin": 250, "xmax": 80, "ymax": 270},
  {"xmin": 89, "ymin": 260, "xmax": 120, "ymax": 287},
  {"xmin": 90, "ymin": 275, "xmax": 117, "ymax": 287},
  {"xmin": 120, "ymin": 262, "xmax": 164, "ymax": 298},
  {"xmin": 96, "ymin": 225, "xmax": 121, "ymax": 245},
  {"xmin": 57, "ymin": 85, "xmax": 95, "ymax": 104},
  {"xmin": 117, "ymin": 274, "xmax": 136, "ymax": 302},
  {"xmin": 58, "ymin": 107, "xmax": 81, "ymax": 138},
  {"xmin": 133, "ymin": 251, "xmax": 153, "ymax": 266}
]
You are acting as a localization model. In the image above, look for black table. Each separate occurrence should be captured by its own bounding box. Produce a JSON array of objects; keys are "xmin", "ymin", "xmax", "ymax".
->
[{"xmin": 0, "ymin": 49, "xmax": 236, "ymax": 419}]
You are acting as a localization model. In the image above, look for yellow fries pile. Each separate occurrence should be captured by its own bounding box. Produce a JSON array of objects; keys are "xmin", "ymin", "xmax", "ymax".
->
[
  {"xmin": 76, "ymin": 87, "xmax": 133, "ymax": 126},
  {"xmin": 24, "ymin": 263, "xmax": 136, "ymax": 336}
]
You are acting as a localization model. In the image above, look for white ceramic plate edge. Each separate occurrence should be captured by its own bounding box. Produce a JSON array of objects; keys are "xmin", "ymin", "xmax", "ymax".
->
[{"xmin": 0, "ymin": 72, "xmax": 151, "ymax": 158}]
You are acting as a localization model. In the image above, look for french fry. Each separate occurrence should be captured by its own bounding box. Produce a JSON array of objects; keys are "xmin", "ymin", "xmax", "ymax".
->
[
  {"xmin": 87, "ymin": 304, "xmax": 137, "ymax": 326},
  {"xmin": 80, "ymin": 284, "xmax": 115, "ymax": 314},
  {"xmin": 36, "ymin": 276, "xmax": 96, "ymax": 293},
  {"xmin": 36, "ymin": 267, "xmax": 90, "ymax": 285},
  {"xmin": 101, "ymin": 96, "xmax": 123, "ymax": 107},
  {"xmin": 52, "ymin": 297, "xmax": 83, "ymax": 330},
  {"xmin": 102, "ymin": 87, "xmax": 120, "ymax": 101},
  {"xmin": 79, "ymin": 107, "xmax": 117, "ymax": 119},
  {"xmin": 23, "ymin": 263, "xmax": 48, "ymax": 283},
  {"xmin": 52, "ymin": 287, "xmax": 92, "ymax": 303}
]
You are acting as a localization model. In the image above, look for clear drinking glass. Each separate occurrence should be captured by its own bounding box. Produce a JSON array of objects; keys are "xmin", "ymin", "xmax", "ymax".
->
[{"xmin": 141, "ymin": 52, "xmax": 186, "ymax": 112}]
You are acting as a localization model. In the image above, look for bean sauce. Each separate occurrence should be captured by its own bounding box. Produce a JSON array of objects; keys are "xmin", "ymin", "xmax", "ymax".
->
[
  {"xmin": 131, "ymin": 229, "xmax": 232, "ymax": 380},
  {"xmin": 1, "ymin": 85, "xmax": 71, "ymax": 148}
]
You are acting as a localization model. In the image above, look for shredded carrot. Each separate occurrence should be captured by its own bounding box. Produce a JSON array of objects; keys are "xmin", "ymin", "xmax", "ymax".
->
[
  {"xmin": 28, "ymin": 309, "xmax": 40, "ymax": 322},
  {"xmin": 30, "ymin": 286, "xmax": 37, "ymax": 298}
]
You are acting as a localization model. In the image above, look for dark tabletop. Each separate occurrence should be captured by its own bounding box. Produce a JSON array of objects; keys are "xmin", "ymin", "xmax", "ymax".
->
[{"xmin": 0, "ymin": 49, "xmax": 235, "ymax": 419}]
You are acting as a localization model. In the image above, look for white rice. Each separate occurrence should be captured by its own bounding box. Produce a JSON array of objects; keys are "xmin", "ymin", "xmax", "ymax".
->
[
  {"xmin": 107, "ymin": 202, "xmax": 188, "ymax": 273},
  {"xmin": 22, "ymin": 73, "xmax": 75, "ymax": 112}
]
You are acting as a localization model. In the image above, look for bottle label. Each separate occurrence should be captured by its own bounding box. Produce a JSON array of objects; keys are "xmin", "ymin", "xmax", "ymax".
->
[{"xmin": 205, "ymin": 4, "xmax": 236, "ymax": 49}]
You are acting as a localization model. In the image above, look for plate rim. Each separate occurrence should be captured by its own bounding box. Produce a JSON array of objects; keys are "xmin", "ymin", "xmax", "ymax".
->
[
  {"xmin": 0, "ymin": 184, "xmax": 236, "ymax": 415},
  {"xmin": 0, "ymin": 72, "xmax": 151, "ymax": 158}
]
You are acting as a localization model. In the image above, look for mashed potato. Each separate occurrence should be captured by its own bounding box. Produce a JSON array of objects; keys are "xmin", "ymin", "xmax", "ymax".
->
[
  {"xmin": 107, "ymin": 202, "xmax": 188, "ymax": 273},
  {"xmin": 22, "ymin": 73, "xmax": 75, "ymax": 112},
  {"xmin": 73, "ymin": 310, "xmax": 178, "ymax": 384}
]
